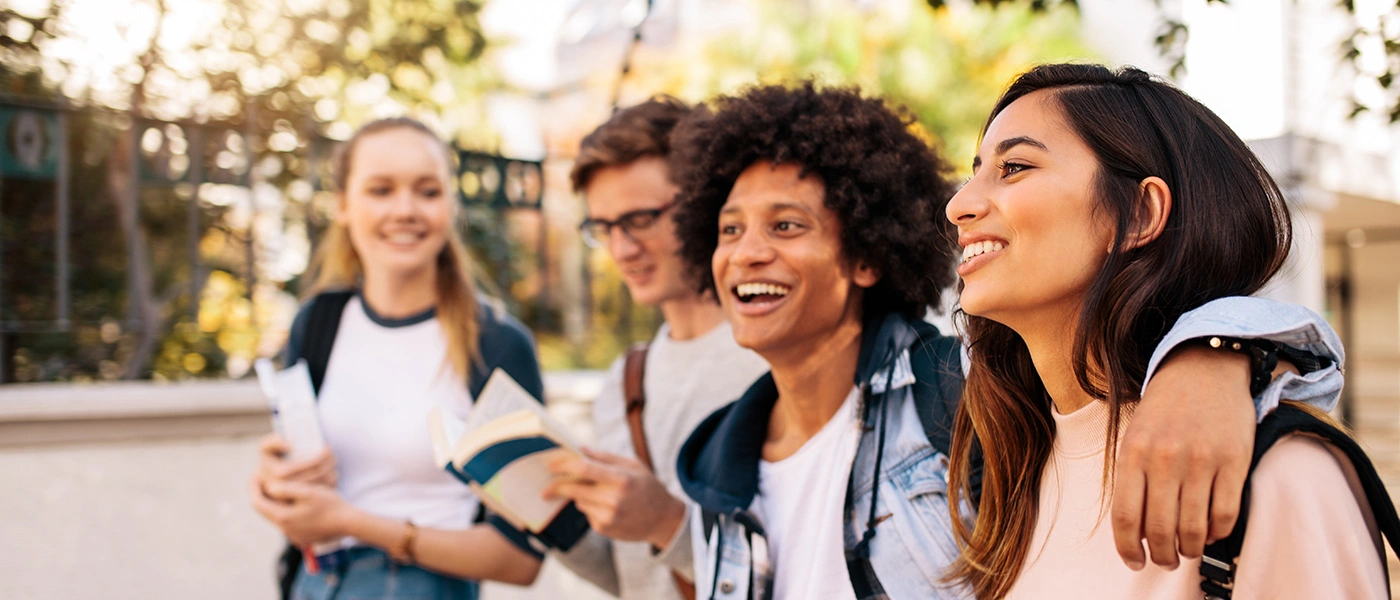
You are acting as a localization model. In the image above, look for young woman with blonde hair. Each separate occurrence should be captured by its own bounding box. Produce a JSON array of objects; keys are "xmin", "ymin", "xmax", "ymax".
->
[{"xmin": 249, "ymin": 117, "xmax": 544, "ymax": 600}]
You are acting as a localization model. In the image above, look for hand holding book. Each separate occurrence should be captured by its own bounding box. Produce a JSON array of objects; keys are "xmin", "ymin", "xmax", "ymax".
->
[
  {"xmin": 427, "ymin": 369, "xmax": 591, "ymax": 551},
  {"xmin": 543, "ymin": 447, "xmax": 689, "ymax": 551}
]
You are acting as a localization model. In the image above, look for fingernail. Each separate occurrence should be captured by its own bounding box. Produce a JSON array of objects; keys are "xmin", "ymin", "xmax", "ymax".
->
[{"xmin": 1126, "ymin": 558, "xmax": 1144, "ymax": 571}]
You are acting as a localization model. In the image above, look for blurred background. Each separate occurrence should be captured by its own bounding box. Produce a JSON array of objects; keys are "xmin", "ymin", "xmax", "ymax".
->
[{"xmin": 1, "ymin": 0, "xmax": 1398, "ymax": 598}]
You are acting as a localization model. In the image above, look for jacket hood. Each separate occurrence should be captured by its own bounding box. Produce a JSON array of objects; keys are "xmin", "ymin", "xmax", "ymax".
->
[{"xmin": 676, "ymin": 311, "xmax": 945, "ymax": 514}]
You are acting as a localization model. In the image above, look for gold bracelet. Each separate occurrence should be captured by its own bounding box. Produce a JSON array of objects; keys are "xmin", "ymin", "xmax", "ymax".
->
[{"xmin": 392, "ymin": 520, "xmax": 418, "ymax": 565}]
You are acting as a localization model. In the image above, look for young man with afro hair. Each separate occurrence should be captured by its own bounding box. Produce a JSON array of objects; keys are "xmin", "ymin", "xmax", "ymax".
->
[{"xmin": 667, "ymin": 82, "xmax": 1343, "ymax": 599}]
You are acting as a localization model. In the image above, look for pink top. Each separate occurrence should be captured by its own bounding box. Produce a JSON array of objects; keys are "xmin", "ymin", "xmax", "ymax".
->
[{"xmin": 1004, "ymin": 400, "xmax": 1387, "ymax": 600}]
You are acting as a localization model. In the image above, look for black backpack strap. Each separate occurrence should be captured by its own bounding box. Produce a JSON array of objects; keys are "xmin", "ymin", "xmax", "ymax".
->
[
  {"xmin": 909, "ymin": 333, "xmax": 964, "ymax": 455},
  {"xmin": 1200, "ymin": 404, "xmax": 1400, "ymax": 599},
  {"xmin": 274, "ymin": 290, "xmax": 352, "ymax": 599},
  {"xmin": 908, "ymin": 331, "xmax": 983, "ymax": 505},
  {"xmin": 300, "ymin": 290, "xmax": 354, "ymax": 395}
]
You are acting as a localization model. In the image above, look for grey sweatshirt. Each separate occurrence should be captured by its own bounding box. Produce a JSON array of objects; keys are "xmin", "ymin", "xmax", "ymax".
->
[{"xmin": 554, "ymin": 321, "xmax": 769, "ymax": 600}]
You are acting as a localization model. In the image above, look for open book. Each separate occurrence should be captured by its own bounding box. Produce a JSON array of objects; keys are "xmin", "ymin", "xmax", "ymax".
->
[{"xmin": 428, "ymin": 369, "xmax": 590, "ymax": 551}]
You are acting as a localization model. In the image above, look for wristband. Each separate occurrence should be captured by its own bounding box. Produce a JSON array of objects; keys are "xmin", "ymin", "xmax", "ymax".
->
[
  {"xmin": 1196, "ymin": 336, "xmax": 1278, "ymax": 397},
  {"xmin": 390, "ymin": 520, "xmax": 418, "ymax": 565}
]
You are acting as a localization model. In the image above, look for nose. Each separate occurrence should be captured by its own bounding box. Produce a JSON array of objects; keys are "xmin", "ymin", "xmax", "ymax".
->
[
  {"xmin": 946, "ymin": 176, "xmax": 988, "ymax": 226},
  {"xmin": 390, "ymin": 189, "xmax": 420, "ymax": 220},
  {"xmin": 727, "ymin": 226, "xmax": 775, "ymax": 268}
]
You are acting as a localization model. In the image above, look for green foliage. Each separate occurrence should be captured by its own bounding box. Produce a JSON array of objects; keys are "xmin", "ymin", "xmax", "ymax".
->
[
  {"xmin": 0, "ymin": 0, "xmax": 500, "ymax": 382},
  {"xmin": 642, "ymin": 0, "xmax": 1092, "ymax": 173}
]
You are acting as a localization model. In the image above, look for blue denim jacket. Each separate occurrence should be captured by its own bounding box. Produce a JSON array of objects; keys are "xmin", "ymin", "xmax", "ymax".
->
[{"xmin": 675, "ymin": 297, "xmax": 1344, "ymax": 600}]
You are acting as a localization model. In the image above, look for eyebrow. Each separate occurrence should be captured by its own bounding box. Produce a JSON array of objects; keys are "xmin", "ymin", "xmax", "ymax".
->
[
  {"xmin": 718, "ymin": 200, "xmax": 815, "ymax": 217},
  {"xmin": 971, "ymin": 135, "xmax": 1049, "ymax": 171}
]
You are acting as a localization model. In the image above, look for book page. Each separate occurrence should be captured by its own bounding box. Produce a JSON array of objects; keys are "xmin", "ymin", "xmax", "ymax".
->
[
  {"xmin": 452, "ymin": 410, "xmax": 542, "ymax": 468},
  {"xmin": 254, "ymin": 359, "xmax": 326, "ymax": 462},
  {"xmin": 253, "ymin": 358, "xmax": 341, "ymax": 555},
  {"xmin": 475, "ymin": 448, "xmax": 574, "ymax": 533},
  {"xmin": 461, "ymin": 369, "xmax": 580, "ymax": 452},
  {"xmin": 427, "ymin": 406, "xmax": 466, "ymax": 469}
]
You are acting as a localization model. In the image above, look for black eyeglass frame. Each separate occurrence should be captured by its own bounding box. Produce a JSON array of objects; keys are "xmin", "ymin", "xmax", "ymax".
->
[{"xmin": 577, "ymin": 200, "xmax": 677, "ymax": 248}]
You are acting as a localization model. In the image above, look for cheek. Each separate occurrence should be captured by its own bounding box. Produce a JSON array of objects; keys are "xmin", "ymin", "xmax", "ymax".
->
[
  {"xmin": 342, "ymin": 204, "xmax": 376, "ymax": 241},
  {"xmin": 1016, "ymin": 209, "xmax": 1110, "ymax": 298},
  {"xmin": 711, "ymin": 245, "xmax": 730, "ymax": 296}
]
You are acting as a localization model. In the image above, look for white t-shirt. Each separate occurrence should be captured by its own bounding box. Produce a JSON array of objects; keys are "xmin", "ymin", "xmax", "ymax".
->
[
  {"xmin": 756, "ymin": 386, "xmax": 862, "ymax": 600},
  {"xmin": 317, "ymin": 298, "xmax": 479, "ymax": 532}
]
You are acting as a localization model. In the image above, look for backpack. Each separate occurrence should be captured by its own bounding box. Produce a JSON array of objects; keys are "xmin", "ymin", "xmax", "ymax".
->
[{"xmin": 1199, "ymin": 403, "xmax": 1400, "ymax": 599}]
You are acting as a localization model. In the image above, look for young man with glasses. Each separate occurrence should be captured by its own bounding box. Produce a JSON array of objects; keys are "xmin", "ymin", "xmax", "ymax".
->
[{"xmin": 504, "ymin": 96, "xmax": 769, "ymax": 600}]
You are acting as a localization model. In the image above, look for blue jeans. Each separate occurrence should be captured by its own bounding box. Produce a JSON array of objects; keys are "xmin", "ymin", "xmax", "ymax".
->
[{"xmin": 291, "ymin": 547, "xmax": 479, "ymax": 600}]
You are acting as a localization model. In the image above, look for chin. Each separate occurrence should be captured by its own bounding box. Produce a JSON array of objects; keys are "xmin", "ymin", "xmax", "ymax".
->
[
  {"xmin": 378, "ymin": 257, "xmax": 436, "ymax": 277},
  {"xmin": 728, "ymin": 324, "xmax": 785, "ymax": 354},
  {"xmin": 956, "ymin": 287, "xmax": 995, "ymax": 317},
  {"xmin": 626, "ymin": 284, "xmax": 665, "ymax": 306}
]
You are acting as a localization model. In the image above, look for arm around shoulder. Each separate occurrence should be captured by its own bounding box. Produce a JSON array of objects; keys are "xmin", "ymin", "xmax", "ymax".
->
[{"xmin": 1146, "ymin": 296, "xmax": 1345, "ymax": 420}]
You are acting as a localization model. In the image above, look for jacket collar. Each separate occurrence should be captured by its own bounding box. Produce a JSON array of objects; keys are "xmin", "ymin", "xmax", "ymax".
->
[{"xmin": 676, "ymin": 311, "xmax": 931, "ymax": 514}]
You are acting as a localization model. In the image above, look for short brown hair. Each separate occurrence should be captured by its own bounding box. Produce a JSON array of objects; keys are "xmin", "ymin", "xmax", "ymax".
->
[{"xmin": 570, "ymin": 95, "xmax": 691, "ymax": 192}]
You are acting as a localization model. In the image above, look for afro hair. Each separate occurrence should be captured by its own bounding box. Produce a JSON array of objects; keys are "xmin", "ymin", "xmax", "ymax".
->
[{"xmin": 669, "ymin": 81, "xmax": 960, "ymax": 319}]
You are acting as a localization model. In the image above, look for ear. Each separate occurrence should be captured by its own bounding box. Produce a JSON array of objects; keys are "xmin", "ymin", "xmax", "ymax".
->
[
  {"xmin": 853, "ymin": 261, "xmax": 881, "ymax": 289},
  {"xmin": 1123, "ymin": 176, "xmax": 1172, "ymax": 251}
]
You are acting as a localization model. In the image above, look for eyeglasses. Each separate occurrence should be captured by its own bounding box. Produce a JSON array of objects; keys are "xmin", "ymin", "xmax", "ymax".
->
[{"xmin": 578, "ymin": 200, "xmax": 676, "ymax": 248}]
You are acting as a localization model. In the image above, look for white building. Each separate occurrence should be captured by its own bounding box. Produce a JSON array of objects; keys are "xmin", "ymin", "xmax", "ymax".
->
[{"xmin": 1081, "ymin": 0, "xmax": 1400, "ymax": 457}]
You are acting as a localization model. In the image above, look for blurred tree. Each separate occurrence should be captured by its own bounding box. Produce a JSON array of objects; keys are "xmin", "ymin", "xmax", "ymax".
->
[
  {"xmin": 642, "ymin": 0, "xmax": 1089, "ymax": 172},
  {"xmin": 532, "ymin": 0, "xmax": 1088, "ymax": 370},
  {"xmin": 0, "ymin": 0, "xmax": 501, "ymax": 381}
]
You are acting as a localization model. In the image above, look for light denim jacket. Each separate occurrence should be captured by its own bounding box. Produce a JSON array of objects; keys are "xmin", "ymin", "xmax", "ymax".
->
[{"xmin": 675, "ymin": 297, "xmax": 1344, "ymax": 600}]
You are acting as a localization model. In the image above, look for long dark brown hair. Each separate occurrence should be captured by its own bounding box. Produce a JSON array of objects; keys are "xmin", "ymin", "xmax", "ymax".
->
[{"xmin": 945, "ymin": 64, "xmax": 1292, "ymax": 599}]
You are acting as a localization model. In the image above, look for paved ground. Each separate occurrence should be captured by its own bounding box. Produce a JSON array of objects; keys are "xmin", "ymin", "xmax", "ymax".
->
[
  {"xmin": 1345, "ymin": 391, "xmax": 1400, "ymax": 593},
  {"xmin": 0, "ymin": 432, "xmax": 614, "ymax": 600},
  {"xmin": 2, "ymin": 382, "xmax": 1398, "ymax": 599}
]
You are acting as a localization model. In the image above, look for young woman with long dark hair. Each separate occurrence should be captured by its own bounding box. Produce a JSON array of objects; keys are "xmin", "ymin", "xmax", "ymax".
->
[
  {"xmin": 248, "ymin": 117, "xmax": 544, "ymax": 599},
  {"xmin": 945, "ymin": 64, "xmax": 1385, "ymax": 599}
]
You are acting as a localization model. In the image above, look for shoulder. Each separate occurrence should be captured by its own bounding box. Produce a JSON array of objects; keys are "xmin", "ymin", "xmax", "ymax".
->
[
  {"xmin": 1236, "ymin": 433, "xmax": 1387, "ymax": 597},
  {"xmin": 284, "ymin": 289, "xmax": 355, "ymax": 362},
  {"xmin": 1249, "ymin": 433, "xmax": 1355, "ymax": 499},
  {"xmin": 475, "ymin": 299, "xmax": 537, "ymax": 355},
  {"xmin": 591, "ymin": 356, "xmax": 630, "ymax": 450},
  {"xmin": 469, "ymin": 298, "xmax": 544, "ymax": 401}
]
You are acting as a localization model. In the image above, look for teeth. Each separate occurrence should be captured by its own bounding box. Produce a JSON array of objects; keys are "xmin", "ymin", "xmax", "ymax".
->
[
  {"xmin": 961, "ymin": 240, "xmax": 1006, "ymax": 263},
  {"xmin": 388, "ymin": 233, "xmax": 421, "ymax": 244},
  {"xmin": 735, "ymin": 282, "xmax": 791, "ymax": 298}
]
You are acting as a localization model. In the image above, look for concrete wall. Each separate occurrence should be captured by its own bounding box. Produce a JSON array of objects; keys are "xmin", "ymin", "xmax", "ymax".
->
[{"xmin": 0, "ymin": 375, "xmax": 614, "ymax": 600}]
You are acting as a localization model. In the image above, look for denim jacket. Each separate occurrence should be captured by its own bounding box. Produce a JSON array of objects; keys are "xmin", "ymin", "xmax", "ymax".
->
[{"xmin": 675, "ymin": 297, "xmax": 1344, "ymax": 600}]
